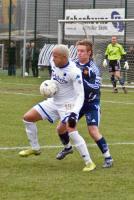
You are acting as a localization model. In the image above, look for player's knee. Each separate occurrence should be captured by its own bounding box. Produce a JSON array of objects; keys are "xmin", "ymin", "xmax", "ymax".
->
[
  {"xmin": 23, "ymin": 109, "xmax": 41, "ymax": 122},
  {"xmin": 56, "ymin": 123, "xmax": 66, "ymax": 134},
  {"xmin": 23, "ymin": 113, "xmax": 31, "ymax": 122}
]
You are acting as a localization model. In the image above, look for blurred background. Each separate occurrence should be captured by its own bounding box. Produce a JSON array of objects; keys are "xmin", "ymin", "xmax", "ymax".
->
[{"xmin": 0, "ymin": 0, "xmax": 134, "ymax": 84}]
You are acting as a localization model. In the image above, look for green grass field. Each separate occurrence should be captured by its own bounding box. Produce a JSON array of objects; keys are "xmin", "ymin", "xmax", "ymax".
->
[{"xmin": 0, "ymin": 72, "xmax": 134, "ymax": 200}]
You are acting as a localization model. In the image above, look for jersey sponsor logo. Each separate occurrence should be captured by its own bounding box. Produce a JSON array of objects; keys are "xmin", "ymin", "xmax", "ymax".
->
[
  {"xmin": 52, "ymin": 73, "xmax": 68, "ymax": 84},
  {"xmin": 111, "ymin": 11, "xmax": 124, "ymax": 32}
]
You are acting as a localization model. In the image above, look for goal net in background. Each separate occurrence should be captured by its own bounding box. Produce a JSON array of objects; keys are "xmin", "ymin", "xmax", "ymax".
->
[{"xmin": 58, "ymin": 18, "xmax": 134, "ymax": 87}]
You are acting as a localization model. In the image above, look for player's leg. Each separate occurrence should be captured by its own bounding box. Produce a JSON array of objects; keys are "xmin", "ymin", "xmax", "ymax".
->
[
  {"xmin": 110, "ymin": 72, "xmax": 118, "ymax": 93},
  {"xmin": 56, "ymin": 111, "xmax": 85, "ymax": 160},
  {"xmin": 12, "ymin": 64, "xmax": 16, "ymax": 76},
  {"xmin": 56, "ymin": 122, "xmax": 73, "ymax": 160},
  {"xmin": 67, "ymin": 125, "xmax": 96, "ymax": 172},
  {"xmin": 56, "ymin": 117, "xmax": 96, "ymax": 171},
  {"xmin": 19, "ymin": 108, "xmax": 42, "ymax": 156},
  {"xmin": 32, "ymin": 62, "xmax": 36, "ymax": 77},
  {"xmin": 109, "ymin": 61, "xmax": 118, "ymax": 93},
  {"xmin": 35, "ymin": 62, "xmax": 39, "ymax": 77},
  {"xmin": 26, "ymin": 60, "xmax": 29, "ymax": 74},
  {"xmin": 88, "ymin": 126, "xmax": 113, "ymax": 168},
  {"xmin": 19, "ymin": 98, "xmax": 58, "ymax": 157},
  {"xmin": 115, "ymin": 71, "xmax": 127, "ymax": 93},
  {"xmin": 85, "ymin": 106, "xmax": 113, "ymax": 168}
]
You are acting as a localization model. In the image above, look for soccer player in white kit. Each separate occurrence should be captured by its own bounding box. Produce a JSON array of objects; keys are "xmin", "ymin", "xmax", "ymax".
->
[{"xmin": 19, "ymin": 44, "xmax": 96, "ymax": 172}]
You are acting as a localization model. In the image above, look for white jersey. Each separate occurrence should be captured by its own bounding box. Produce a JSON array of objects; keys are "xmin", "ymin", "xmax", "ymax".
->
[{"xmin": 50, "ymin": 59, "xmax": 84, "ymax": 115}]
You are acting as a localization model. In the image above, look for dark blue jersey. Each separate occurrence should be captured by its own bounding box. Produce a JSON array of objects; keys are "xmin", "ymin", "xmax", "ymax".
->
[{"xmin": 75, "ymin": 59, "xmax": 101, "ymax": 103}]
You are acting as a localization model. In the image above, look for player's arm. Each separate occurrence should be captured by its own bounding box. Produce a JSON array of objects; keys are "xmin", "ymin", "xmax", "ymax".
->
[
  {"xmin": 103, "ymin": 45, "xmax": 109, "ymax": 67},
  {"xmin": 104, "ymin": 44, "xmax": 110, "ymax": 58},
  {"xmin": 50, "ymin": 58, "xmax": 55, "ymax": 79},
  {"xmin": 119, "ymin": 44, "xmax": 127, "ymax": 60},
  {"xmin": 119, "ymin": 45, "xmax": 129, "ymax": 69},
  {"xmin": 68, "ymin": 67, "xmax": 84, "ymax": 128},
  {"xmin": 71, "ymin": 69, "xmax": 84, "ymax": 115}
]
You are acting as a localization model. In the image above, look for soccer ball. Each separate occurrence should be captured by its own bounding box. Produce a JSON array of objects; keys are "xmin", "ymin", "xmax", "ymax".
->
[
  {"xmin": 24, "ymin": 72, "xmax": 29, "ymax": 76},
  {"xmin": 40, "ymin": 80, "xmax": 58, "ymax": 97}
]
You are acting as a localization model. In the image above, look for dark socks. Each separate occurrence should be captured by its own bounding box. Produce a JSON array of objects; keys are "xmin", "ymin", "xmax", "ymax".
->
[
  {"xmin": 96, "ymin": 137, "xmax": 109, "ymax": 154},
  {"xmin": 58, "ymin": 132, "xmax": 69, "ymax": 145},
  {"xmin": 111, "ymin": 75, "xmax": 117, "ymax": 88}
]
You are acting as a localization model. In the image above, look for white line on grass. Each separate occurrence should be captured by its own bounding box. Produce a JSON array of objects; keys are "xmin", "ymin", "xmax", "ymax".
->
[
  {"xmin": 102, "ymin": 100, "xmax": 134, "ymax": 105},
  {"xmin": 102, "ymin": 89, "xmax": 134, "ymax": 93},
  {"xmin": 0, "ymin": 91, "xmax": 40, "ymax": 96},
  {"xmin": 1, "ymin": 81, "xmax": 134, "ymax": 92},
  {"xmin": 102, "ymin": 84, "xmax": 134, "ymax": 89},
  {"xmin": 0, "ymin": 142, "xmax": 134, "ymax": 151},
  {"xmin": 1, "ymin": 81, "xmax": 134, "ymax": 89},
  {"xmin": 0, "ymin": 81, "xmax": 39, "ymax": 86},
  {"xmin": 0, "ymin": 91, "xmax": 134, "ymax": 105}
]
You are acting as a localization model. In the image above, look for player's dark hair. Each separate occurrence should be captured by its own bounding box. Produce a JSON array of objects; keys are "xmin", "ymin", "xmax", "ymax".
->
[{"xmin": 76, "ymin": 39, "xmax": 93, "ymax": 58}]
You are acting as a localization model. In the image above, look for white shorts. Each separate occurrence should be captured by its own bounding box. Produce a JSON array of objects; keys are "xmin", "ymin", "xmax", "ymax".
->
[{"xmin": 34, "ymin": 98, "xmax": 75, "ymax": 123}]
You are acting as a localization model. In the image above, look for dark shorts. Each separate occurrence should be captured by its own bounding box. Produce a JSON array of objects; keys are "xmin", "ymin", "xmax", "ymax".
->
[
  {"xmin": 79, "ymin": 101, "xmax": 100, "ymax": 126},
  {"xmin": 109, "ymin": 60, "xmax": 121, "ymax": 72}
]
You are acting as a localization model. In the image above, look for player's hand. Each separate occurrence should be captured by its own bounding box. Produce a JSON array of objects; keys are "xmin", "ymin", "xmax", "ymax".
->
[
  {"xmin": 68, "ymin": 112, "xmax": 77, "ymax": 128},
  {"xmin": 124, "ymin": 61, "xmax": 129, "ymax": 70},
  {"xmin": 102, "ymin": 59, "xmax": 108, "ymax": 67}
]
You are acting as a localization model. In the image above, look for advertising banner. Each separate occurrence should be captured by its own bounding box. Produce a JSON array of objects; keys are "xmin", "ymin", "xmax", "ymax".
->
[{"xmin": 65, "ymin": 9, "xmax": 125, "ymax": 36}]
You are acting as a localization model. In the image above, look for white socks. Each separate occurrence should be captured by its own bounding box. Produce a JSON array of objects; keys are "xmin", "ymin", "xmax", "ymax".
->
[
  {"xmin": 69, "ymin": 131, "xmax": 92, "ymax": 165},
  {"xmin": 23, "ymin": 120, "xmax": 40, "ymax": 150},
  {"xmin": 103, "ymin": 150, "xmax": 111, "ymax": 158},
  {"xmin": 23, "ymin": 120, "xmax": 93, "ymax": 165},
  {"xmin": 65, "ymin": 142, "xmax": 72, "ymax": 149}
]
